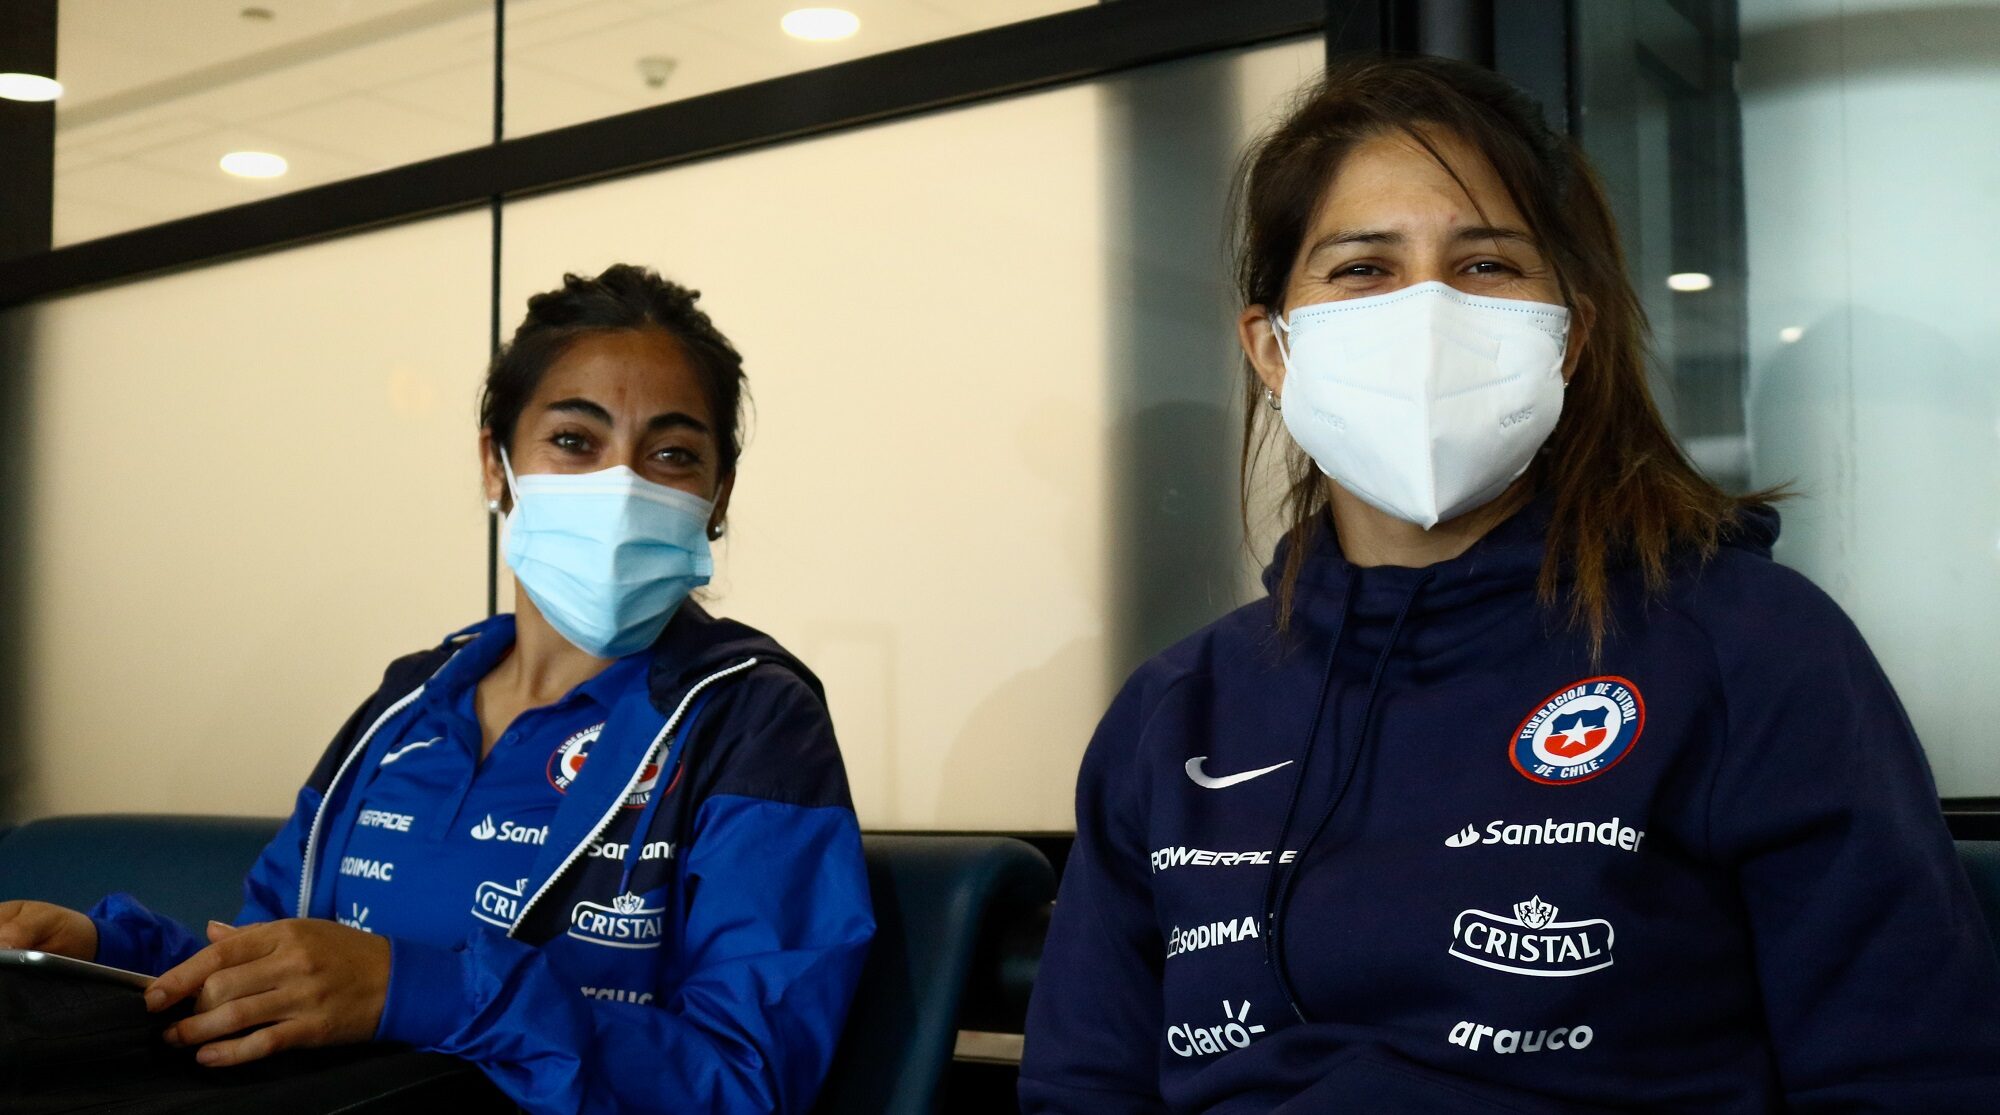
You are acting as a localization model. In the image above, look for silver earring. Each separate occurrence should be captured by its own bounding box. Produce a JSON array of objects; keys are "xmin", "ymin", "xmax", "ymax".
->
[
  {"xmin": 1263, "ymin": 387, "xmax": 1283, "ymax": 412},
  {"xmin": 486, "ymin": 498, "xmax": 501, "ymax": 513}
]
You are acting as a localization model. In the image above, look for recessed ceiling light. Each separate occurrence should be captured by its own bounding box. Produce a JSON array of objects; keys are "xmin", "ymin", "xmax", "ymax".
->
[
  {"xmin": 781, "ymin": 7, "xmax": 860, "ymax": 42},
  {"xmin": 1778, "ymin": 325, "xmax": 1803, "ymax": 343},
  {"xmin": 220, "ymin": 150, "xmax": 288, "ymax": 179},
  {"xmin": 1666, "ymin": 272, "xmax": 1713, "ymax": 292},
  {"xmin": 0, "ymin": 73, "xmax": 63, "ymax": 102}
]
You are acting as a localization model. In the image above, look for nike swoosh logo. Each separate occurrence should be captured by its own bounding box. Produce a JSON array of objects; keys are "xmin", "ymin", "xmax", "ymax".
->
[
  {"xmin": 1184, "ymin": 756, "xmax": 1294, "ymax": 789},
  {"xmin": 379, "ymin": 737, "xmax": 440, "ymax": 766}
]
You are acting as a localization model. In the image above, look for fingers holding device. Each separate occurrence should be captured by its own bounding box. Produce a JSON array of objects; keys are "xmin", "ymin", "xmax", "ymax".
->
[
  {"xmin": 148, "ymin": 918, "xmax": 390, "ymax": 1068},
  {"xmin": 0, "ymin": 899, "xmax": 98, "ymax": 960}
]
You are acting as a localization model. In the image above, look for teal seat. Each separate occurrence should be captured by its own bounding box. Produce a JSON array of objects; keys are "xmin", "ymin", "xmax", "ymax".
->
[
  {"xmin": 1959, "ymin": 840, "xmax": 2000, "ymax": 962},
  {"xmin": 814, "ymin": 834, "xmax": 1054, "ymax": 1115},
  {"xmin": 0, "ymin": 813, "xmax": 281, "ymax": 927},
  {"xmin": 0, "ymin": 815, "xmax": 1055, "ymax": 1114}
]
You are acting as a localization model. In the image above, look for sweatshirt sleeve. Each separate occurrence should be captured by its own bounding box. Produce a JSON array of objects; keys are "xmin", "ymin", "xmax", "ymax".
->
[
  {"xmin": 85, "ymin": 893, "xmax": 209, "ymax": 976},
  {"xmin": 1698, "ymin": 567, "xmax": 2000, "ymax": 1110},
  {"xmin": 375, "ymin": 797, "xmax": 872, "ymax": 1114},
  {"xmin": 1019, "ymin": 675, "xmax": 1170, "ymax": 1115},
  {"xmin": 90, "ymin": 757, "xmax": 334, "ymax": 974},
  {"xmin": 89, "ymin": 681, "xmax": 384, "ymax": 973}
]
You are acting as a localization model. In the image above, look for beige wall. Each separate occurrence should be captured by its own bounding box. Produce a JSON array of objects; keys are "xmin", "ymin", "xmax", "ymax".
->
[
  {"xmin": 9, "ymin": 37, "xmax": 1322, "ymax": 830},
  {"xmin": 10, "ymin": 212, "xmax": 491, "ymax": 818}
]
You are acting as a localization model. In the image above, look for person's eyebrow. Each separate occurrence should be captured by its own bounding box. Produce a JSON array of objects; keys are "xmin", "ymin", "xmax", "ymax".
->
[
  {"xmin": 1304, "ymin": 224, "xmax": 1537, "ymax": 260},
  {"xmin": 645, "ymin": 411, "xmax": 710, "ymax": 435},
  {"xmin": 545, "ymin": 397, "xmax": 613, "ymax": 423},
  {"xmin": 1455, "ymin": 225, "xmax": 1535, "ymax": 246},
  {"xmin": 1305, "ymin": 228, "xmax": 1401, "ymax": 257}
]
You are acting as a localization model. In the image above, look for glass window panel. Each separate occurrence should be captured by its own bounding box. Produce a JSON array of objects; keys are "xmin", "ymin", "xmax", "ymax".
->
[
  {"xmin": 1738, "ymin": 0, "xmax": 2000, "ymax": 796},
  {"xmin": 1581, "ymin": 0, "xmax": 2000, "ymax": 796},
  {"xmin": 53, "ymin": 0, "xmax": 494, "ymax": 245},
  {"xmin": 499, "ymin": 37, "xmax": 1323, "ymax": 829},
  {"xmin": 500, "ymin": 0, "xmax": 1093, "ymax": 140},
  {"xmin": 2, "ymin": 211, "xmax": 490, "ymax": 816}
]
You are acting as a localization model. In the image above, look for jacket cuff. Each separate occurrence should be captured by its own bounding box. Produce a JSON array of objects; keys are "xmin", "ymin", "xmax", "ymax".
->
[
  {"xmin": 376, "ymin": 936, "xmax": 467, "ymax": 1047},
  {"xmin": 85, "ymin": 892, "xmax": 155, "ymax": 973}
]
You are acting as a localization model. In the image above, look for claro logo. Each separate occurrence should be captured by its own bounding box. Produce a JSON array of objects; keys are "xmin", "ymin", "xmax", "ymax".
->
[{"xmin": 1166, "ymin": 1000, "xmax": 1268, "ymax": 1059}]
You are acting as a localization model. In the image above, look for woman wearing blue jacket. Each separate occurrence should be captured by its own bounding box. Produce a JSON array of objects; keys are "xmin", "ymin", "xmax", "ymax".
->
[
  {"xmin": 0, "ymin": 264, "xmax": 874, "ymax": 1113},
  {"xmin": 1020, "ymin": 57, "xmax": 2000, "ymax": 1113}
]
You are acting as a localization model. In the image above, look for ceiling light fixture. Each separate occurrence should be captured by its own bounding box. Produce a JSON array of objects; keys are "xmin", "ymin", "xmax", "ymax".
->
[
  {"xmin": 781, "ymin": 7, "xmax": 860, "ymax": 42},
  {"xmin": 0, "ymin": 73, "xmax": 63, "ymax": 102},
  {"xmin": 220, "ymin": 150, "xmax": 288, "ymax": 179},
  {"xmin": 1666, "ymin": 272, "xmax": 1713, "ymax": 293},
  {"xmin": 1778, "ymin": 326, "xmax": 1803, "ymax": 343}
]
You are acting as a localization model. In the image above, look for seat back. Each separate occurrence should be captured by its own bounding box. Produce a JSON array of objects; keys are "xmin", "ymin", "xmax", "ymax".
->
[
  {"xmin": 814, "ymin": 834, "xmax": 1055, "ymax": 1115},
  {"xmin": 0, "ymin": 813, "xmax": 283, "ymax": 927},
  {"xmin": 1958, "ymin": 840, "xmax": 2000, "ymax": 962},
  {"xmin": 0, "ymin": 817, "xmax": 1058, "ymax": 1113}
]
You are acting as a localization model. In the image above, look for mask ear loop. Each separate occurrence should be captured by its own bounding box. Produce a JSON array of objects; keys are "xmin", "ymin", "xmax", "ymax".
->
[
  {"xmin": 1269, "ymin": 311, "xmax": 1295, "ymax": 369},
  {"xmin": 498, "ymin": 447, "xmax": 522, "ymax": 508}
]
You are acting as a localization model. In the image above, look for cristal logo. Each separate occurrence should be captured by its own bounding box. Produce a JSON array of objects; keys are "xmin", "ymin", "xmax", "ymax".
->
[
  {"xmin": 1444, "ymin": 818, "xmax": 1646, "ymax": 853},
  {"xmin": 569, "ymin": 892, "xmax": 666, "ymax": 949},
  {"xmin": 1166, "ymin": 999, "xmax": 1268, "ymax": 1058},
  {"xmin": 470, "ymin": 877, "xmax": 531, "ymax": 929},
  {"xmin": 1449, "ymin": 895, "xmax": 1614, "ymax": 977}
]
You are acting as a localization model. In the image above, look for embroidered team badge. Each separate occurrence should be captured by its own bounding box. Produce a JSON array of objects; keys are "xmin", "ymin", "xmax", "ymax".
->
[
  {"xmin": 1509, "ymin": 676, "xmax": 1645, "ymax": 785},
  {"xmin": 546, "ymin": 723, "xmax": 678, "ymax": 809}
]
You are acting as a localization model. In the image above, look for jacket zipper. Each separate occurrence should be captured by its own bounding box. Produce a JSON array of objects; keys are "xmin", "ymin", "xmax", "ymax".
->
[
  {"xmin": 507, "ymin": 657, "xmax": 760, "ymax": 938},
  {"xmin": 296, "ymin": 683, "xmax": 430, "ymax": 917}
]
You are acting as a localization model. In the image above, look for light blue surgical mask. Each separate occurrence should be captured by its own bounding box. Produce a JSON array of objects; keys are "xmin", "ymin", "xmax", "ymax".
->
[{"xmin": 501, "ymin": 450, "xmax": 715, "ymax": 659}]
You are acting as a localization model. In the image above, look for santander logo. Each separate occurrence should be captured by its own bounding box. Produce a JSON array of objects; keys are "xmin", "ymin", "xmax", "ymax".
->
[{"xmin": 1444, "ymin": 818, "xmax": 1646, "ymax": 853}]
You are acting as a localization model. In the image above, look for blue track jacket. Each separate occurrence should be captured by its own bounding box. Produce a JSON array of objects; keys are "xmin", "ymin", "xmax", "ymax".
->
[
  {"xmin": 1021, "ymin": 499, "xmax": 2000, "ymax": 1113},
  {"xmin": 90, "ymin": 603, "xmax": 875, "ymax": 1114}
]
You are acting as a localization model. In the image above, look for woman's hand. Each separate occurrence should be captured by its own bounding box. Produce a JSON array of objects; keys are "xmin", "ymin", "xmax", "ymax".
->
[
  {"xmin": 0, "ymin": 900, "xmax": 98, "ymax": 959},
  {"xmin": 147, "ymin": 919, "xmax": 390, "ymax": 1067}
]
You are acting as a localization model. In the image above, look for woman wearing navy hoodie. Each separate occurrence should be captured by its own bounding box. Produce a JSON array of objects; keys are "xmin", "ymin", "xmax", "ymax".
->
[{"xmin": 1021, "ymin": 57, "xmax": 2000, "ymax": 1114}]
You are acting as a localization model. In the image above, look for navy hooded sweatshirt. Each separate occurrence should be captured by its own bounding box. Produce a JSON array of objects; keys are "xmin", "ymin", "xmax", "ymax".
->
[{"xmin": 1020, "ymin": 498, "xmax": 2000, "ymax": 1114}]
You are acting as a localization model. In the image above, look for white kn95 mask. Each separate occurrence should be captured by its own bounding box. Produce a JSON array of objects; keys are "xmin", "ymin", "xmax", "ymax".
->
[{"xmin": 1271, "ymin": 280, "xmax": 1570, "ymax": 529}]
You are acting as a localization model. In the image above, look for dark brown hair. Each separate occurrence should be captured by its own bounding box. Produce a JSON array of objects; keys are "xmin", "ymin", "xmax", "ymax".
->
[
  {"xmin": 1236, "ymin": 55, "xmax": 1769, "ymax": 648},
  {"xmin": 480, "ymin": 263, "xmax": 747, "ymax": 473}
]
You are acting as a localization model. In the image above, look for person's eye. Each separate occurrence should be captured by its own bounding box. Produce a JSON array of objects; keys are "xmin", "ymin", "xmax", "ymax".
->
[
  {"xmin": 1465, "ymin": 259, "xmax": 1520, "ymax": 276},
  {"xmin": 550, "ymin": 430, "xmax": 591, "ymax": 453},
  {"xmin": 655, "ymin": 446, "xmax": 702, "ymax": 467},
  {"xmin": 1331, "ymin": 262, "xmax": 1384, "ymax": 280}
]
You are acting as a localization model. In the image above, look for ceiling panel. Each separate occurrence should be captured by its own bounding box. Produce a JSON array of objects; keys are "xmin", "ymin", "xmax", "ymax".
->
[{"xmin": 49, "ymin": 0, "xmax": 1097, "ymax": 243}]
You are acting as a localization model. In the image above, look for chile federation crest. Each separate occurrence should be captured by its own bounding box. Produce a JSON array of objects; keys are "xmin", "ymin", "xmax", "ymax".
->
[{"xmin": 1510, "ymin": 676, "xmax": 1645, "ymax": 786}]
